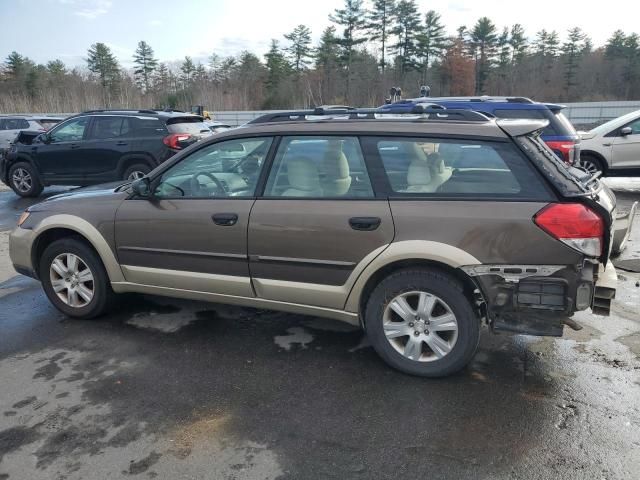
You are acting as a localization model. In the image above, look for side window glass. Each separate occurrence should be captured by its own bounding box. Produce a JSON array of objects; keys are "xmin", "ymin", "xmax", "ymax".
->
[
  {"xmin": 377, "ymin": 138, "xmax": 547, "ymax": 198},
  {"xmin": 90, "ymin": 117, "xmax": 126, "ymax": 140},
  {"xmin": 627, "ymin": 119, "xmax": 640, "ymax": 135},
  {"xmin": 264, "ymin": 136, "xmax": 374, "ymax": 198},
  {"xmin": 50, "ymin": 117, "xmax": 88, "ymax": 142},
  {"xmin": 155, "ymin": 137, "xmax": 273, "ymax": 198}
]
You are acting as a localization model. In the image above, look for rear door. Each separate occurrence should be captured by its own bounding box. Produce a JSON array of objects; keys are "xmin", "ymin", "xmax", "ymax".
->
[
  {"xmin": 248, "ymin": 135, "xmax": 394, "ymax": 310},
  {"xmin": 610, "ymin": 117, "xmax": 640, "ymax": 169},
  {"xmin": 83, "ymin": 116, "xmax": 133, "ymax": 180}
]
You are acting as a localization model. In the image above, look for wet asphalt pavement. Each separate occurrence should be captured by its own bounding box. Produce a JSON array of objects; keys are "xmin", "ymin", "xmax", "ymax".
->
[{"xmin": 0, "ymin": 183, "xmax": 639, "ymax": 480}]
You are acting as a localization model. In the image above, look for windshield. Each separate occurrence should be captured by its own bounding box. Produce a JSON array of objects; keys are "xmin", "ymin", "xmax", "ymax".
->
[{"xmin": 516, "ymin": 134, "xmax": 597, "ymax": 197}]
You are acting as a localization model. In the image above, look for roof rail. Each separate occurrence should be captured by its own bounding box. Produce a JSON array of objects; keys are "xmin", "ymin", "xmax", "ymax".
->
[
  {"xmin": 248, "ymin": 105, "xmax": 490, "ymax": 124},
  {"xmin": 81, "ymin": 109, "xmax": 160, "ymax": 114}
]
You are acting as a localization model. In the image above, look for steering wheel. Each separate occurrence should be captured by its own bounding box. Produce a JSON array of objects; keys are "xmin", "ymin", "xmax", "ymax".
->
[{"xmin": 189, "ymin": 172, "xmax": 226, "ymax": 196}]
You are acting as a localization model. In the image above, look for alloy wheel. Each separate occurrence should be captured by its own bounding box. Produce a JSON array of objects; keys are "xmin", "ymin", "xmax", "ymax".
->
[
  {"xmin": 383, "ymin": 290, "xmax": 459, "ymax": 362},
  {"xmin": 127, "ymin": 171, "xmax": 146, "ymax": 181},
  {"xmin": 11, "ymin": 168, "xmax": 32, "ymax": 193},
  {"xmin": 579, "ymin": 158, "xmax": 600, "ymax": 175},
  {"xmin": 49, "ymin": 253, "xmax": 95, "ymax": 308}
]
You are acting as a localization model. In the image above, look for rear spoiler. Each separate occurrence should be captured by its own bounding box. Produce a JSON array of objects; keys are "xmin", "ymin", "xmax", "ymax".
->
[{"xmin": 496, "ymin": 119, "xmax": 549, "ymax": 137}]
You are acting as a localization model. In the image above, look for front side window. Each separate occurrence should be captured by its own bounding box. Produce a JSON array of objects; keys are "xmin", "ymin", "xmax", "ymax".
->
[
  {"xmin": 623, "ymin": 118, "xmax": 640, "ymax": 135},
  {"xmin": 49, "ymin": 117, "xmax": 89, "ymax": 142},
  {"xmin": 376, "ymin": 137, "xmax": 548, "ymax": 199},
  {"xmin": 89, "ymin": 116, "xmax": 131, "ymax": 140},
  {"xmin": 154, "ymin": 137, "xmax": 273, "ymax": 198},
  {"xmin": 264, "ymin": 136, "xmax": 374, "ymax": 198}
]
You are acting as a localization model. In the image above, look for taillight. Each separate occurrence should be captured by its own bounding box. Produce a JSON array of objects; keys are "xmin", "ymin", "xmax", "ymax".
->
[
  {"xmin": 163, "ymin": 133, "xmax": 191, "ymax": 150},
  {"xmin": 545, "ymin": 140, "xmax": 577, "ymax": 165},
  {"xmin": 534, "ymin": 203, "xmax": 604, "ymax": 257}
]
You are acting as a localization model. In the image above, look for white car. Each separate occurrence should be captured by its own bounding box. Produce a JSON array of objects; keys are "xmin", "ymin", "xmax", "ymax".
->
[
  {"xmin": 0, "ymin": 116, "xmax": 64, "ymax": 153},
  {"xmin": 579, "ymin": 110, "xmax": 640, "ymax": 175}
]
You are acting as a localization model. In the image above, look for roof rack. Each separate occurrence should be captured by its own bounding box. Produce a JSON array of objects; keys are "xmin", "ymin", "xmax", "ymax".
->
[
  {"xmin": 248, "ymin": 105, "xmax": 490, "ymax": 124},
  {"xmin": 404, "ymin": 96, "xmax": 535, "ymax": 104}
]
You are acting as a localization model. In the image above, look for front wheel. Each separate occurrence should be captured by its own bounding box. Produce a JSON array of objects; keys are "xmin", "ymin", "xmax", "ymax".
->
[
  {"xmin": 123, "ymin": 163, "xmax": 151, "ymax": 181},
  {"xmin": 8, "ymin": 162, "xmax": 43, "ymax": 197},
  {"xmin": 39, "ymin": 238, "xmax": 116, "ymax": 319},
  {"xmin": 579, "ymin": 155, "xmax": 604, "ymax": 176},
  {"xmin": 365, "ymin": 268, "xmax": 480, "ymax": 377}
]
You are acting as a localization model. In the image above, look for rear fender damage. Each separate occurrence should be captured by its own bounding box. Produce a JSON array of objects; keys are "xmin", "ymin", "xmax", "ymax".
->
[{"xmin": 461, "ymin": 262, "xmax": 607, "ymax": 337}]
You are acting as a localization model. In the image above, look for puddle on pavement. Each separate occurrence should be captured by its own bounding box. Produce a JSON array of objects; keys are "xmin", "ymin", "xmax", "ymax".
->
[
  {"xmin": 273, "ymin": 326, "xmax": 314, "ymax": 351},
  {"xmin": 616, "ymin": 332, "xmax": 640, "ymax": 357},
  {"xmin": 125, "ymin": 310, "xmax": 199, "ymax": 333}
]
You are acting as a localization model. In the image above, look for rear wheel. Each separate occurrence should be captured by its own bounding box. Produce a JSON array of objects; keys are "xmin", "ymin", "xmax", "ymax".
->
[
  {"xmin": 365, "ymin": 268, "xmax": 480, "ymax": 377},
  {"xmin": 40, "ymin": 238, "xmax": 116, "ymax": 319},
  {"xmin": 123, "ymin": 163, "xmax": 151, "ymax": 181},
  {"xmin": 579, "ymin": 154, "xmax": 604, "ymax": 176},
  {"xmin": 8, "ymin": 162, "xmax": 43, "ymax": 197}
]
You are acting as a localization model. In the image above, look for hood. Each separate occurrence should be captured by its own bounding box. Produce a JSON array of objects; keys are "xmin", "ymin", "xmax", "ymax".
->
[
  {"xmin": 579, "ymin": 131, "xmax": 597, "ymax": 140},
  {"xmin": 28, "ymin": 182, "xmax": 129, "ymax": 212}
]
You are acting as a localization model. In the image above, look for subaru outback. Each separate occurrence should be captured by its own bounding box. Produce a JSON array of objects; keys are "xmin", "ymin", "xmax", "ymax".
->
[{"xmin": 9, "ymin": 106, "xmax": 621, "ymax": 377}]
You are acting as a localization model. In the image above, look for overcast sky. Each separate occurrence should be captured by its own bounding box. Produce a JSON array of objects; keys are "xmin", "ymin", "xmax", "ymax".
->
[{"xmin": 0, "ymin": 0, "xmax": 635, "ymax": 69}]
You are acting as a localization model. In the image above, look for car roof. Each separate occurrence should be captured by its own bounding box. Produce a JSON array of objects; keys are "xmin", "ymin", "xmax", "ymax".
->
[
  {"xmin": 0, "ymin": 115, "xmax": 65, "ymax": 121},
  {"xmin": 382, "ymin": 97, "xmax": 564, "ymax": 112},
  {"xmin": 76, "ymin": 110, "xmax": 204, "ymax": 120},
  {"xmin": 211, "ymin": 118, "xmax": 510, "ymax": 140}
]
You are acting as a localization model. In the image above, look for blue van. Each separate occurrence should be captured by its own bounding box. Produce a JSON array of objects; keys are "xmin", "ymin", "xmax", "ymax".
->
[{"xmin": 378, "ymin": 96, "xmax": 580, "ymax": 165}]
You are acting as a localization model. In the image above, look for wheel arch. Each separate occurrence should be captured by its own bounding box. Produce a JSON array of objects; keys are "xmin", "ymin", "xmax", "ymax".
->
[
  {"xmin": 117, "ymin": 153, "xmax": 156, "ymax": 177},
  {"xmin": 31, "ymin": 215, "xmax": 124, "ymax": 283},
  {"xmin": 345, "ymin": 240, "xmax": 483, "ymax": 318}
]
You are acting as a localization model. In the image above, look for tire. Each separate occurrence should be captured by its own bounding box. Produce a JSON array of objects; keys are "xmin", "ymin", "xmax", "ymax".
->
[
  {"xmin": 123, "ymin": 163, "xmax": 151, "ymax": 181},
  {"xmin": 39, "ymin": 237, "xmax": 116, "ymax": 319},
  {"xmin": 8, "ymin": 162, "xmax": 43, "ymax": 197},
  {"xmin": 579, "ymin": 154, "xmax": 604, "ymax": 176},
  {"xmin": 365, "ymin": 268, "xmax": 480, "ymax": 377}
]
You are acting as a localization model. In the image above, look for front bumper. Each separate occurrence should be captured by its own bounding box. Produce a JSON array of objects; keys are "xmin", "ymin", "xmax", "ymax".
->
[{"xmin": 9, "ymin": 226, "xmax": 38, "ymax": 279}]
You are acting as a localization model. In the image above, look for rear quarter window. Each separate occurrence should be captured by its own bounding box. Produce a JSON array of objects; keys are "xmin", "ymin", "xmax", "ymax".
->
[
  {"xmin": 129, "ymin": 117, "xmax": 168, "ymax": 137},
  {"xmin": 166, "ymin": 117, "xmax": 212, "ymax": 135},
  {"xmin": 369, "ymin": 137, "xmax": 551, "ymax": 200}
]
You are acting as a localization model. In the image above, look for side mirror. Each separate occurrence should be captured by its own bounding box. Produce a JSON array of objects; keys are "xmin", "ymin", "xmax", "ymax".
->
[
  {"xmin": 620, "ymin": 126, "xmax": 633, "ymax": 136},
  {"xmin": 38, "ymin": 133, "xmax": 51, "ymax": 144},
  {"xmin": 131, "ymin": 177, "xmax": 151, "ymax": 197}
]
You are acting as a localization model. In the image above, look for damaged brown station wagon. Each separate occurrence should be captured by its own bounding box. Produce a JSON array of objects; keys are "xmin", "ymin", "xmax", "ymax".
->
[{"xmin": 9, "ymin": 106, "xmax": 620, "ymax": 377}]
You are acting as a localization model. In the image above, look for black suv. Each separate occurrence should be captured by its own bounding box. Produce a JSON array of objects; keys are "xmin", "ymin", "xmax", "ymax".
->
[{"xmin": 1, "ymin": 109, "xmax": 212, "ymax": 197}]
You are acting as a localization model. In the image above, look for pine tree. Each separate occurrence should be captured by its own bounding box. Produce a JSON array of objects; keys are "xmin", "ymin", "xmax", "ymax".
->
[
  {"xmin": 180, "ymin": 56, "xmax": 196, "ymax": 86},
  {"xmin": 605, "ymin": 30, "xmax": 627, "ymax": 59},
  {"xmin": 470, "ymin": 17, "xmax": 498, "ymax": 94},
  {"xmin": 86, "ymin": 43, "xmax": 120, "ymax": 104},
  {"xmin": 509, "ymin": 24, "xmax": 527, "ymax": 64},
  {"xmin": 284, "ymin": 25, "xmax": 313, "ymax": 72},
  {"xmin": 366, "ymin": 0, "xmax": 396, "ymax": 74},
  {"xmin": 4, "ymin": 51, "xmax": 28, "ymax": 78},
  {"xmin": 562, "ymin": 27, "xmax": 586, "ymax": 99},
  {"xmin": 46, "ymin": 59, "xmax": 66, "ymax": 76},
  {"xmin": 264, "ymin": 40, "xmax": 292, "ymax": 107},
  {"xmin": 390, "ymin": 0, "xmax": 422, "ymax": 76},
  {"xmin": 329, "ymin": 0, "xmax": 367, "ymax": 101},
  {"xmin": 133, "ymin": 40, "xmax": 158, "ymax": 93},
  {"xmin": 417, "ymin": 10, "xmax": 447, "ymax": 85}
]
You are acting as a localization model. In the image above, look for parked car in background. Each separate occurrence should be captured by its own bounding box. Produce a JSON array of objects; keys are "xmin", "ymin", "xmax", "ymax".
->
[
  {"xmin": 579, "ymin": 109, "xmax": 640, "ymax": 175},
  {"xmin": 0, "ymin": 115, "xmax": 64, "ymax": 154},
  {"xmin": 379, "ymin": 96, "xmax": 581, "ymax": 165},
  {"xmin": 1, "ymin": 109, "xmax": 212, "ymax": 197},
  {"xmin": 204, "ymin": 120, "xmax": 232, "ymax": 134},
  {"xmin": 10, "ymin": 106, "xmax": 623, "ymax": 377}
]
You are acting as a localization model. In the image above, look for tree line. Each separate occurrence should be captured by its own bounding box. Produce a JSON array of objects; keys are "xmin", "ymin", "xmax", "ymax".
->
[{"xmin": 1, "ymin": 0, "xmax": 640, "ymax": 113}]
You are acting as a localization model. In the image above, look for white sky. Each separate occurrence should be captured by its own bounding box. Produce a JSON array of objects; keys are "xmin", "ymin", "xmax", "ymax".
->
[{"xmin": 0, "ymin": 0, "xmax": 635, "ymax": 68}]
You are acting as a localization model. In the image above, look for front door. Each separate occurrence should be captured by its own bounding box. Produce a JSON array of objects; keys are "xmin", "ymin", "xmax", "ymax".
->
[
  {"xmin": 611, "ymin": 117, "xmax": 640, "ymax": 169},
  {"xmin": 114, "ymin": 136, "xmax": 274, "ymax": 297},
  {"xmin": 35, "ymin": 116, "xmax": 90, "ymax": 182},
  {"xmin": 248, "ymin": 135, "xmax": 394, "ymax": 310}
]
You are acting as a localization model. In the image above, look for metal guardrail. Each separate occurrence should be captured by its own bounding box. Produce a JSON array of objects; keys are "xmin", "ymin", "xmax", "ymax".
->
[{"xmin": 3, "ymin": 101, "xmax": 640, "ymax": 127}]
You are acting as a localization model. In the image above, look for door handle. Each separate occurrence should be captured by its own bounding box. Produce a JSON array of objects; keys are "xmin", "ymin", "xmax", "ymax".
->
[
  {"xmin": 116, "ymin": 141, "xmax": 128, "ymax": 146},
  {"xmin": 70, "ymin": 143, "xmax": 80, "ymax": 149},
  {"xmin": 212, "ymin": 213, "xmax": 238, "ymax": 226},
  {"xmin": 349, "ymin": 216, "xmax": 381, "ymax": 231}
]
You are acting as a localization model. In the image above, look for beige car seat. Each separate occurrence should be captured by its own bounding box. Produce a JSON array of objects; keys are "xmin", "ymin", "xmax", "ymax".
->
[
  {"xmin": 320, "ymin": 140, "xmax": 352, "ymax": 196},
  {"xmin": 282, "ymin": 157, "xmax": 323, "ymax": 197}
]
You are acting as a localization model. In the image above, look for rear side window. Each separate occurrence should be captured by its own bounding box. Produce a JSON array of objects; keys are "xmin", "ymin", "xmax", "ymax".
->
[
  {"xmin": 89, "ymin": 117, "xmax": 131, "ymax": 139},
  {"xmin": 36, "ymin": 119, "xmax": 61, "ymax": 130},
  {"xmin": 373, "ymin": 137, "xmax": 550, "ymax": 199},
  {"xmin": 129, "ymin": 117, "xmax": 168, "ymax": 137},
  {"xmin": 3, "ymin": 118, "xmax": 30, "ymax": 130}
]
